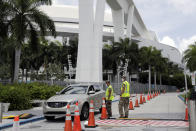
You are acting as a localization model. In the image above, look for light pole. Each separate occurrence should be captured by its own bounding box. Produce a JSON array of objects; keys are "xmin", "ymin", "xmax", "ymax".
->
[{"xmin": 184, "ymin": 63, "xmax": 188, "ymax": 104}]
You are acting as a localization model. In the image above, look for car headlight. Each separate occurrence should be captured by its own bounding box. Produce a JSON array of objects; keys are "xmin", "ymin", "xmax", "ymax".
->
[{"xmin": 69, "ymin": 100, "xmax": 78, "ymax": 105}]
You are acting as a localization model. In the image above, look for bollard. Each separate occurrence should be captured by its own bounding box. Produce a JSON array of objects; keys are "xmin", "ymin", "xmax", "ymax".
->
[
  {"xmin": 0, "ymin": 103, "xmax": 2, "ymax": 123},
  {"xmin": 189, "ymin": 92, "xmax": 196, "ymax": 131}
]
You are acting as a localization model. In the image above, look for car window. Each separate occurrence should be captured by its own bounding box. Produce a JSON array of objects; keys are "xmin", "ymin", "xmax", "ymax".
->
[
  {"xmin": 94, "ymin": 85, "xmax": 101, "ymax": 92},
  {"xmin": 60, "ymin": 86, "xmax": 88, "ymax": 94}
]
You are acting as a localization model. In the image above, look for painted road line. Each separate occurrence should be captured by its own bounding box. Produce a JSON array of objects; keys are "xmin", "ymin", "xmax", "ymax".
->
[
  {"xmin": 178, "ymin": 95, "xmax": 185, "ymax": 103},
  {"xmin": 95, "ymin": 120, "xmax": 189, "ymax": 127}
]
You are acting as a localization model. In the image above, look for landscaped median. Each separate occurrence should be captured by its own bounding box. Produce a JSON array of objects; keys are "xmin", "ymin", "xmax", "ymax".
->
[{"xmin": 0, "ymin": 82, "xmax": 64, "ymax": 111}]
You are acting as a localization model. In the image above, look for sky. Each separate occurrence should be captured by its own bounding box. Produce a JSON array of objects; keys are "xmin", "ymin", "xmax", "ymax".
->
[{"xmin": 52, "ymin": 0, "xmax": 196, "ymax": 53}]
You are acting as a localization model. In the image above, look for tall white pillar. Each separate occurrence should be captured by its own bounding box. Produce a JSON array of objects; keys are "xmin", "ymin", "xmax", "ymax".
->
[
  {"xmin": 112, "ymin": 9, "xmax": 125, "ymax": 42},
  {"xmin": 93, "ymin": 0, "xmax": 105, "ymax": 82},
  {"xmin": 76, "ymin": 0, "xmax": 94, "ymax": 82},
  {"xmin": 76, "ymin": 0, "xmax": 105, "ymax": 83},
  {"xmin": 126, "ymin": 5, "xmax": 134, "ymax": 38}
]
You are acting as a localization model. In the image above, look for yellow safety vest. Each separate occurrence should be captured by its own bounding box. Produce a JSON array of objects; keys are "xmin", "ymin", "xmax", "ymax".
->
[
  {"xmin": 121, "ymin": 81, "xmax": 130, "ymax": 97},
  {"xmin": 106, "ymin": 85, "xmax": 114, "ymax": 100}
]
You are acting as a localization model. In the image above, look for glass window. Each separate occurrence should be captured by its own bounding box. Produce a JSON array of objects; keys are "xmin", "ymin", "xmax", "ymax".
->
[{"xmin": 60, "ymin": 86, "xmax": 88, "ymax": 94}]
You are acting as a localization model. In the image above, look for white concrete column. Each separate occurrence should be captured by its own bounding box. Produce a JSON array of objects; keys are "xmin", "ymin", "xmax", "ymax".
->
[
  {"xmin": 126, "ymin": 5, "xmax": 134, "ymax": 38},
  {"xmin": 112, "ymin": 9, "xmax": 125, "ymax": 42},
  {"xmin": 76, "ymin": 0, "xmax": 105, "ymax": 83},
  {"xmin": 76, "ymin": 0, "xmax": 94, "ymax": 82},
  {"xmin": 93, "ymin": 0, "xmax": 105, "ymax": 82}
]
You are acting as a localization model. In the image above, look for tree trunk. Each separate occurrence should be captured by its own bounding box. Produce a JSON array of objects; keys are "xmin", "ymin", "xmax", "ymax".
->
[
  {"xmin": 22, "ymin": 69, "xmax": 24, "ymax": 82},
  {"xmin": 11, "ymin": 50, "xmax": 15, "ymax": 83},
  {"xmin": 25, "ymin": 69, "xmax": 28, "ymax": 83},
  {"xmin": 154, "ymin": 72, "xmax": 157, "ymax": 91},
  {"xmin": 149, "ymin": 65, "xmax": 151, "ymax": 93},
  {"xmin": 13, "ymin": 47, "xmax": 21, "ymax": 83},
  {"xmin": 37, "ymin": 70, "xmax": 39, "ymax": 80},
  {"xmin": 160, "ymin": 74, "xmax": 162, "ymax": 85}
]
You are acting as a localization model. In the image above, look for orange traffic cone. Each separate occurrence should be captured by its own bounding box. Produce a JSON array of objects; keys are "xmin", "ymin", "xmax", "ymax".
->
[
  {"xmin": 147, "ymin": 92, "xmax": 150, "ymax": 101},
  {"xmin": 185, "ymin": 99, "xmax": 189, "ymax": 121},
  {"xmin": 129, "ymin": 98, "xmax": 134, "ymax": 110},
  {"xmin": 64, "ymin": 104, "xmax": 72, "ymax": 131},
  {"xmin": 86, "ymin": 100, "xmax": 96, "ymax": 128},
  {"xmin": 150, "ymin": 92, "xmax": 152, "ymax": 99},
  {"xmin": 143, "ymin": 95, "xmax": 146, "ymax": 103},
  {"xmin": 13, "ymin": 116, "xmax": 20, "ymax": 131},
  {"xmin": 100, "ymin": 98, "xmax": 108, "ymax": 119},
  {"xmin": 139, "ymin": 94, "xmax": 143, "ymax": 104},
  {"xmin": 73, "ymin": 102, "xmax": 82, "ymax": 131},
  {"xmin": 134, "ymin": 96, "xmax": 140, "ymax": 107}
]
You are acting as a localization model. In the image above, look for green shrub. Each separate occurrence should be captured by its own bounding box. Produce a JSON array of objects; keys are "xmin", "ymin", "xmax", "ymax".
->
[
  {"xmin": 0, "ymin": 85, "xmax": 32, "ymax": 110},
  {"xmin": 0, "ymin": 82, "xmax": 64, "ymax": 110},
  {"xmin": 27, "ymin": 82, "xmax": 64, "ymax": 100}
]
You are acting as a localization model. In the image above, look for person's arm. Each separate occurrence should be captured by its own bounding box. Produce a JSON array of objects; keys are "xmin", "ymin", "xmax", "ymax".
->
[
  {"xmin": 108, "ymin": 88, "xmax": 112, "ymax": 100},
  {"xmin": 120, "ymin": 84, "xmax": 125, "ymax": 97}
]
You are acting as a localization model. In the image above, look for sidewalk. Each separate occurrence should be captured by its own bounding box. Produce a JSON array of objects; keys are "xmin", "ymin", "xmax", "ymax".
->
[
  {"xmin": 89, "ymin": 92, "xmax": 189, "ymax": 131},
  {"xmin": 126, "ymin": 92, "xmax": 185, "ymax": 120}
]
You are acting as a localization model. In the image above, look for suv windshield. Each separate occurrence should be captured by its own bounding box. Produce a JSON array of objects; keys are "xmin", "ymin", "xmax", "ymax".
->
[{"xmin": 60, "ymin": 86, "xmax": 88, "ymax": 94}]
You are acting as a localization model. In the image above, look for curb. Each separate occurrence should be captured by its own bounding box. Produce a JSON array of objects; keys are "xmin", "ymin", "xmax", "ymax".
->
[
  {"xmin": 0, "ymin": 116, "xmax": 44, "ymax": 130},
  {"xmin": 178, "ymin": 95, "xmax": 185, "ymax": 103}
]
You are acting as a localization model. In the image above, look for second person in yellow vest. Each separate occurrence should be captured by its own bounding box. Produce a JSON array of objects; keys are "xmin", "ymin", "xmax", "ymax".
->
[
  {"xmin": 119, "ymin": 76, "xmax": 130, "ymax": 118},
  {"xmin": 105, "ymin": 80, "xmax": 114, "ymax": 118}
]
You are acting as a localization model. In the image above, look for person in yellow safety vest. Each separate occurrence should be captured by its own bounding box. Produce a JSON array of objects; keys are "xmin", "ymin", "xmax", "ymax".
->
[
  {"xmin": 119, "ymin": 76, "xmax": 130, "ymax": 118},
  {"xmin": 105, "ymin": 80, "xmax": 114, "ymax": 118}
]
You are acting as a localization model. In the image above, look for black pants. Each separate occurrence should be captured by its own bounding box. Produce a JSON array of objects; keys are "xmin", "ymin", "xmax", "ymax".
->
[{"xmin": 106, "ymin": 100, "xmax": 112, "ymax": 117}]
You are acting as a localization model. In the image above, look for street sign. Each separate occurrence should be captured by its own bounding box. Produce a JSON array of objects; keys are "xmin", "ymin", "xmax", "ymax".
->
[{"xmin": 191, "ymin": 72, "xmax": 196, "ymax": 85}]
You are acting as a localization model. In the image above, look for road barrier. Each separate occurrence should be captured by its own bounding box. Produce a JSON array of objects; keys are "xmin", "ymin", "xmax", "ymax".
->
[
  {"xmin": 134, "ymin": 95, "xmax": 139, "ymax": 108},
  {"xmin": 129, "ymin": 98, "xmax": 134, "ymax": 110},
  {"xmin": 139, "ymin": 94, "xmax": 143, "ymax": 104},
  {"xmin": 73, "ymin": 102, "xmax": 82, "ymax": 131},
  {"xmin": 64, "ymin": 104, "xmax": 72, "ymax": 131},
  {"xmin": 100, "ymin": 98, "xmax": 108, "ymax": 120},
  {"xmin": 85, "ymin": 100, "xmax": 96, "ymax": 128},
  {"xmin": 188, "ymin": 92, "xmax": 196, "ymax": 131},
  {"xmin": 12, "ymin": 116, "xmax": 20, "ymax": 131}
]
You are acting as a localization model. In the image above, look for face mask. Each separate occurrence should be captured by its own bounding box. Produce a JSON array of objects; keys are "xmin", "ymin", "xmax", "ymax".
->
[{"xmin": 122, "ymin": 79, "xmax": 124, "ymax": 82}]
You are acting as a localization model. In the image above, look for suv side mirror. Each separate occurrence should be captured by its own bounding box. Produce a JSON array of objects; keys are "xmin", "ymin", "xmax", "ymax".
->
[{"xmin": 88, "ymin": 90, "xmax": 95, "ymax": 95}]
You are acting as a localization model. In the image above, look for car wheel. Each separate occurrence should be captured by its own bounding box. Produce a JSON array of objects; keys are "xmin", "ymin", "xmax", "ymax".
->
[
  {"xmin": 45, "ymin": 116, "xmax": 55, "ymax": 121},
  {"xmin": 99, "ymin": 107, "xmax": 102, "ymax": 113},
  {"xmin": 80, "ymin": 103, "xmax": 89, "ymax": 120}
]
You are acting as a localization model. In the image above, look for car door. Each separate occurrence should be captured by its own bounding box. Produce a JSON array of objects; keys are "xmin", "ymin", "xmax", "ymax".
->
[
  {"xmin": 94, "ymin": 85, "xmax": 103, "ymax": 109},
  {"xmin": 87, "ymin": 85, "xmax": 97, "ymax": 108}
]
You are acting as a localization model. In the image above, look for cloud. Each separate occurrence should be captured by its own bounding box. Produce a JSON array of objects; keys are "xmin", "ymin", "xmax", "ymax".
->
[
  {"xmin": 179, "ymin": 35, "xmax": 196, "ymax": 53},
  {"xmin": 160, "ymin": 36, "xmax": 177, "ymax": 48},
  {"xmin": 167, "ymin": 0, "xmax": 196, "ymax": 15}
]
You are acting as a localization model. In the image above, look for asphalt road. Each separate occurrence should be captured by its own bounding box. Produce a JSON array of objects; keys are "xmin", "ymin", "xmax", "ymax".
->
[{"xmin": 4, "ymin": 93, "xmax": 189, "ymax": 131}]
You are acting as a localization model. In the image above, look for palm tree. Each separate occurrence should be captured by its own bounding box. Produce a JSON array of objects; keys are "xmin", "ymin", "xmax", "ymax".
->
[
  {"xmin": 151, "ymin": 48, "xmax": 162, "ymax": 91},
  {"xmin": 139, "ymin": 46, "xmax": 157, "ymax": 92},
  {"xmin": 157, "ymin": 57, "xmax": 168, "ymax": 85},
  {"xmin": 1, "ymin": 0, "xmax": 56, "ymax": 82},
  {"xmin": 183, "ymin": 42, "xmax": 196, "ymax": 72}
]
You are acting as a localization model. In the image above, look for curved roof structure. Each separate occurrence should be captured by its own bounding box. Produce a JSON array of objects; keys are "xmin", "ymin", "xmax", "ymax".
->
[{"xmin": 39, "ymin": 5, "xmax": 182, "ymax": 65}]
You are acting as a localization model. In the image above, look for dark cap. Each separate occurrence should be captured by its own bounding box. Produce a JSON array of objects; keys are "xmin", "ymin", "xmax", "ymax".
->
[
  {"xmin": 105, "ymin": 80, "xmax": 110, "ymax": 84},
  {"xmin": 122, "ymin": 76, "xmax": 126, "ymax": 79}
]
